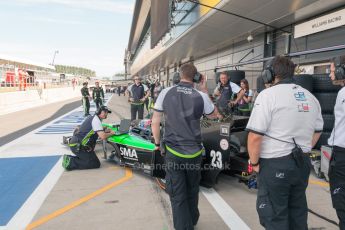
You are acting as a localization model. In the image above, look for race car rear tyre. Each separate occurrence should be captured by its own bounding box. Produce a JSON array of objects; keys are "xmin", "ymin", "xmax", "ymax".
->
[
  {"xmin": 312, "ymin": 74, "xmax": 342, "ymax": 92},
  {"xmin": 293, "ymin": 74, "xmax": 313, "ymax": 92},
  {"xmin": 314, "ymin": 93, "xmax": 337, "ymax": 114},
  {"xmin": 156, "ymin": 178, "xmax": 167, "ymax": 191}
]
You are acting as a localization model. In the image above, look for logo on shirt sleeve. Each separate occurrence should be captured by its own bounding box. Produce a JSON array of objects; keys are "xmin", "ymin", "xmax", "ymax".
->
[
  {"xmin": 297, "ymin": 103, "xmax": 309, "ymax": 112},
  {"xmin": 294, "ymin": 92, "xmax": 306, "ymax": 101}
]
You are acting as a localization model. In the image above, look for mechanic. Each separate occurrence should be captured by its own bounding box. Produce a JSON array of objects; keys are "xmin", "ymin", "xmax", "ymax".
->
[
  {"xmin": 213, "ymin": 71, "xmax": 245, "ymax": 114},
  {"xmin": 126, "ymin": 76, "xmax": 150, "ymax": 121},
  {"xmin": 81, "ymin": 82, "xmax": 91, "ymax": 116},
  {"xmin": 328, "ymin": 55, "xmax": 345, "ymax": 229},
  {"xmin": 62, "ymin": 106, "xmax": 115, "ymax": 170},
  {"xmin": 151, "ymin": 63, "xmax": 221, "ymax": 230},
  {"xmin": 246, "ymin": 56, "xmax": 323, "ymax": 229},
  {"xmin": 93, "ymin": 81, "xmax": 105, "ymax": 110}
]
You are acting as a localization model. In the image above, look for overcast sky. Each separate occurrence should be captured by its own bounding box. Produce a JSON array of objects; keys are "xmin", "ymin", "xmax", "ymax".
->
[{"xmin": 0, "ymin": 0, "xmax": 134, "ymax": 77}]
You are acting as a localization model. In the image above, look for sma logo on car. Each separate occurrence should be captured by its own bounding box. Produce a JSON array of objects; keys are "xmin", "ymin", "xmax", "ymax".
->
[{"xmin": 120, "ymin": 147, "xmax": 138, "ymax": 160}]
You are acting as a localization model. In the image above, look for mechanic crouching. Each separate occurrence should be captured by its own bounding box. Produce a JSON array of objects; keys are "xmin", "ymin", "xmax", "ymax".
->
[
  {"xmin": 152, "ymin": 63, "xmax": 221, "ymax": 230},
  {"xmin": 246, "ymin": 56, "xmax": 323, "ymax": 229},
  {"xmin": 328, "ymin": 55, "xmax": 345, "ymax": 229},
  {"xmin": 62, "ymin": 106, "xmax": 115, "ymax": 170}
]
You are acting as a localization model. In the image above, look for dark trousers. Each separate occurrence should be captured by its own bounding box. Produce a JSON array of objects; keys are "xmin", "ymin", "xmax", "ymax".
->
[
  {"xmin": 82, "ymin": 97, "xmax": 90, "ymax": 116},
  {"xmin": 165, "ymin": 151, "xmax": 202, "ymax": 230},
  {"xmin": 94, "ymin": 98, "xmax": 103, "ymax": 110},
  {"xmin": 68, "ymin": 146, "xmax": 100, "ymax": 170},
  {"xmin": 130, "ymin": 104, "xmax": 144, "ymax": 121},
  {"xmin": 329, "ymin": 146, "xmax": 345, "ymax": 229},
  {"xmin": 257, "ymin": 154, "xmax": 311, "ymax": 230}
]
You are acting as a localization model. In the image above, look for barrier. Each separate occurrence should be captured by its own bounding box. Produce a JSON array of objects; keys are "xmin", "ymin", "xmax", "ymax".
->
[{"xmin": 0, "ymin": 86, "xmax": 82, "ymax": 115}]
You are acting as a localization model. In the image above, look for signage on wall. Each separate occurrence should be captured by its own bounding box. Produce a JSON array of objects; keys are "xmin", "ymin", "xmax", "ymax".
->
[{"xmin": 294, "ymin": 8, "xmax": 345, "ymax": 39}]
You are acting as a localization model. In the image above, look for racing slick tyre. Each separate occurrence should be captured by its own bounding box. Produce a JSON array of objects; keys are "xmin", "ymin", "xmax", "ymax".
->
[
  {"xmin": 312, "ymin": 74, "xmax": 341, "ymax": 92},
  {"xmin": 314, "ymin": 93, "xmax": 337, "ymax": 114},
  {"xmin": 155, "ymin": 178, "xmax": 167, "ymax": 191},
  {"xmin": 322, "ymin": 114, "xmax": 335, "ymax": 132},
  {"xmin": 227, "ymin": 70, "xmax": 245, "ymax": 85},
  {"xmin": 293, "ymin": 74, "xmax": 313, "ymax": 92},
  {"xmin": 314, "ymin": 131, "xmax": 331, "ymax": 150},
  {"xmin": 107, "ymin": 142, "xmax": 123, "ymax": 164}
]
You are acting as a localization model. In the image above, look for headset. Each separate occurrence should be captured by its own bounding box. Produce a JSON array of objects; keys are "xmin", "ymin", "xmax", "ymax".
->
[
  {"xmin": 96, "ymin": 105, "xmax": 111, "ymax": 115},
  {"xmin": 334, "ymin": 57, "xmax": 345, "ymax": 80},
  {"xmin": 261, "ymin": 60, "xmax": 275, "ymax": 84},
  {"xmin": 173, "ymin": 71, "xmax": 202, "ymax": 84}
]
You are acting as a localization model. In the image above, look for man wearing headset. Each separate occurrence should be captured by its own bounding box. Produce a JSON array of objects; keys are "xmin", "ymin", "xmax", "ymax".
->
[
  {"xmin": 328, "ymin": 55, "xmax": 345, "ymax": 229},
  {"xmin": 213, "ymin": 71, "xmax": 245, "ymax": 114},
  {"xmin": 152, "ymin": 63, "xmax": 221, "ymax": 230},
  {"xmin": 246, "ymin": 56, "xmax": 323, "ymax": 229},
  {"xmin": 62, "ymin": 106, "xmax": 115, "ymax": 170}
]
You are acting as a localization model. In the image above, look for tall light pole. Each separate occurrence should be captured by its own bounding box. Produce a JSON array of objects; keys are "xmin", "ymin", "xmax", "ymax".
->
[{"xmin": 51, "ymin": 50, "xmax": 59, "ymax": 66}]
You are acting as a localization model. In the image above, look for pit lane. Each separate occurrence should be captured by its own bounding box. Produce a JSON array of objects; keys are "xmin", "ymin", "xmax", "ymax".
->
[{"xmin": 0, "ymin": 94, "xmax": 339, "ymax": 230}]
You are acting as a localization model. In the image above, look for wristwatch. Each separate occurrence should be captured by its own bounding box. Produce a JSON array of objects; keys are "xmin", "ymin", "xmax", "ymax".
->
[
  {"xmin": 249, "ymin": 159, "xmax": 259, "ymax": 167},
  {"xmin": 155, "ymin": 143, "xmax": 160, "ymax": 147}
]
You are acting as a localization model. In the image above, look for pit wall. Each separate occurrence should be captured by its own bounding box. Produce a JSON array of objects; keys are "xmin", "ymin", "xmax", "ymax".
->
[{"xmin": 0, "ymin": 86, "xmax": 82, "ymax": 116}]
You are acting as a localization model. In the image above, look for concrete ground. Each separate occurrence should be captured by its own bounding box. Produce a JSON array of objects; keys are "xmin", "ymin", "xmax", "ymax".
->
[
  {"xmin": 2, "ymin": 94, "xmax": 340, "ymax": 230},
  {"xmin": 0, "ymin": 97, "xmax": 81, "ymax": 146}
]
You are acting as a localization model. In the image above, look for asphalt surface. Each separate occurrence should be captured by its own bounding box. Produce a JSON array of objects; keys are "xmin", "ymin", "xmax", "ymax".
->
[
  {"xmin": 1, "ymin": 94, "xmax": 340, "ymax": 230},
  {"xmin": 0, "ymin": 98, "xmax": 81, "ymax": 146}
]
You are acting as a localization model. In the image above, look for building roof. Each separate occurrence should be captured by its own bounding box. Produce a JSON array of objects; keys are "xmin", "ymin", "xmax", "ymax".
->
[{"xmin": 0, "ymin": 54, "xmax": 55, "ymax": 70}]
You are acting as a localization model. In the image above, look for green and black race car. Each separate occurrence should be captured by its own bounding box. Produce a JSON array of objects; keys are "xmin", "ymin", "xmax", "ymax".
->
[{"xmin": 100, "ymin": 115, "xmax": 256, "ymax": 190}]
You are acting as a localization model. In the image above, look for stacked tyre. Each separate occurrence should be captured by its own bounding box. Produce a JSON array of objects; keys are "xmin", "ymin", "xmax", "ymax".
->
[
  {"xmin": 312, "ymin": 74, "xmax": 340, "ymax": 149},
  {"xmin": 293, "ymin": 74, "xmax": 340, "ymax": 149}
]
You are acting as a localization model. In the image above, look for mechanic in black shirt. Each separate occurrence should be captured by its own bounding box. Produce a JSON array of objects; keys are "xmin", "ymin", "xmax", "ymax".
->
[
  {"xmin": 81, "ymin": 82, "xmax": 91, "ymax": 116},
  {"xmin": 63, "ymin": 106, "xmax": 115, "ymax": 170},
  {"xmin": 92, "ymin": 81, "xmax": 104, "ymax": 110},
  {"xmin": 213, "ymin": 71, "xmax": 245, "ymax": 114},
  {"xmin": 126, "ymin": 76, "xmax": 150, "ymax": 121},
  {"xmin": 152, "ymin": 63, "xmax": 221, "ymax": 230}
]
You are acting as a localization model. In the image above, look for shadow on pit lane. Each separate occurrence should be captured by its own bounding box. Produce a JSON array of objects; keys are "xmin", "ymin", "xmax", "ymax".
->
[{"xmin": 0, "ymin": 100, "xmax": 81, "ymax": 146}]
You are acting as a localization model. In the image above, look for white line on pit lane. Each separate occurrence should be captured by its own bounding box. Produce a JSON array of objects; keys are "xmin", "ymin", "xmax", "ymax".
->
[
  {"xmin": 201, "ymin": 187, "xmax": 250, "ymax": 230},
  {"xmin": 0, "ymin": 95, "xmax": 113, "ymax": 229}
]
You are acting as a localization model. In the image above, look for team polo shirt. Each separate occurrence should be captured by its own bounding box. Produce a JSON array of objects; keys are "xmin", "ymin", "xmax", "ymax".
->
[
  {"xmin": 154, "ymin": 82, "xmax": 215, "ymax": 156},
  {"xmin": 246, "ymin": 83, "xmax": 323, "ymax": 158},
  {"xmin": 214, "ymin": 81, "xmax": 241, "ymax": 108},
  {"xmin": 127, "ymin": 83, "xmax": 148, "ymax": 103},
  {"xmin": 328, "ymin": 87, "xmax": 345, "ymax": 148},
  {"xmin": 74, "ymin": 115, "xmax": 103, "ymax": 147},
  {"xmin": 230, "ymin": 82, "xmax": 241, "ymax": 93}
]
